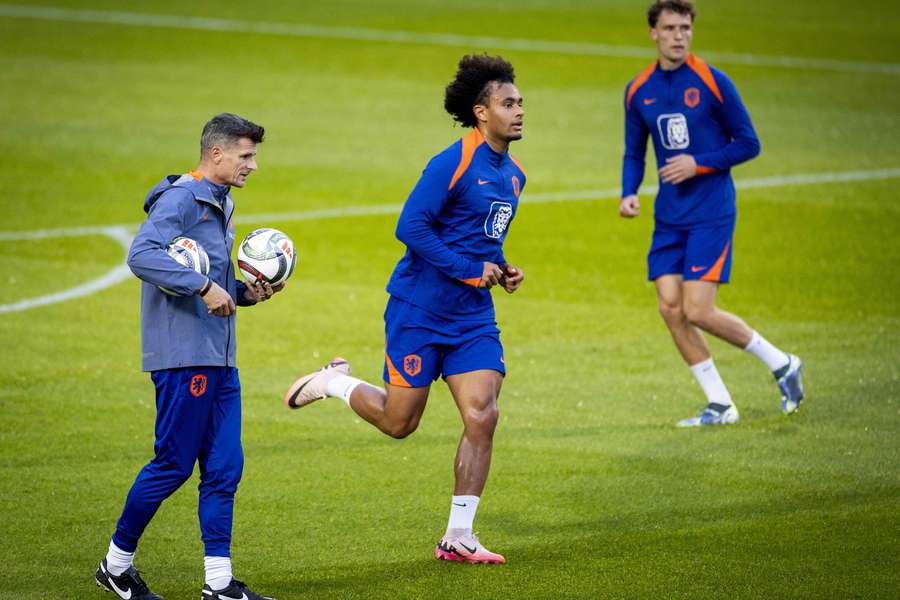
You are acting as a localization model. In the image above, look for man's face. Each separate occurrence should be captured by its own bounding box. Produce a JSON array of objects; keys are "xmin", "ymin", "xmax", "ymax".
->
[
  {"xmin": 651, "ymin": 10, "xmax": 693, "ymax": 66},
  {"xmin": 210, "ymin": 137, "xmax": 258, "ymax": 188},
  {"xmin": 479, "ymin": 82, "xmax": 524, "ymax": 142}
]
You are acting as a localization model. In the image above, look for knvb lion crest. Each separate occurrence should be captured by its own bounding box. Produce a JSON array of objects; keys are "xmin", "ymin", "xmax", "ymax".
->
[
  {"xmin": 484, "ymin": 201, "xmax": 514, "ymax": 239},
  {"xmin": 190, "ymin": 374, "xmax": 207, "ymax": 397},
  {"xmin": 403, "ymin": 354, "xmax": 422, "ymax": 377},
  {"xmin": 684, "ymin": 87, "xmax": 700, "ymax": 108}
]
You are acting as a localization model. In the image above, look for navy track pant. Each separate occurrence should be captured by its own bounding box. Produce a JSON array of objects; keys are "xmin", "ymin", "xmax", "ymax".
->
[{"xmin": 112, "ymin": 366, "xmax": 243, "ymax": 557}]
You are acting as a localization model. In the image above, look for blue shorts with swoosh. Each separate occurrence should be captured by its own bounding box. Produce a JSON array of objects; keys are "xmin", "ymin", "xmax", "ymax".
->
[
  {"xmin": 383, "ymin": 297, "xmax": 505, "ymax": 388},
  {"xmin": 648, "ymin": 217, "xmax": 735, "ymax": 283}
]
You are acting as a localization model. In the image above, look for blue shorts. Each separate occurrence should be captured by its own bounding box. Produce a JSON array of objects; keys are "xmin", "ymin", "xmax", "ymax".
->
[
  {"xmin": 383, "ymin": 297, "xmax": 505, "ymax": 388},
  {"xmin": 648, "ymin": 219, "xmax": 735, "ymax": 283}
]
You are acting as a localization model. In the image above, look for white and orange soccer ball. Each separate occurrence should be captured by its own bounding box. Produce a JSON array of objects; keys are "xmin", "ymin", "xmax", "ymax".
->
[
  {"xmin": 160, "ymin": 237, "xmax": 210, "ymax": 296},
  {"xmin": 236, "ymin": 228, "xmax": 297, "ymax": 286}
]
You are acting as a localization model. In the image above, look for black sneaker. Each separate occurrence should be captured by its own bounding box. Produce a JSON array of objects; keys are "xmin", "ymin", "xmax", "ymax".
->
[
  {"xmin": 95, "ymin": 559, "xmax": 165, "ymax": 599},
  {"xmin": 202, "ymin": 579, "xmax": 276, "ymax": 600}
]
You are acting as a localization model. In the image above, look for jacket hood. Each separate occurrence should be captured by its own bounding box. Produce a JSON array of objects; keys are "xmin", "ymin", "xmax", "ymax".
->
[
  {"xmin": 144, "ymin": 174, "xmax": 185, "ymax": 214},
  {"xmin": 143, "ymin": 173, "xmax": 231, "ymax": 214}
]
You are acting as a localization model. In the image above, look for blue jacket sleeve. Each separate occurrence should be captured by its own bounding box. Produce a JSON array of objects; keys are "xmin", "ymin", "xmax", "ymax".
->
[
  {"xmin": 235, "ymin": 281, "xmax": 257, "ymax": 307},
  {"xmin": 693, "ymin": 71, "xmax": 761, "ymax": 171},
  {"xmin": 395, "ymin": 154, "xmax": 484, "ymax": 281},
  {"xmin": 622, "ymin": 85, "xmax": 649, "ymax": 197},
  {"xmin": 127, "ymin": 188, "xmax": 208, "ymax": 296}
]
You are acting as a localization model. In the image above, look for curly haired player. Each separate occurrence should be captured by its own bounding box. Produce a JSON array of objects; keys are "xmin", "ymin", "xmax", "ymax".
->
[{"xmin": 285, "ymin": 54, "xmax": 527, "ymax": 564}]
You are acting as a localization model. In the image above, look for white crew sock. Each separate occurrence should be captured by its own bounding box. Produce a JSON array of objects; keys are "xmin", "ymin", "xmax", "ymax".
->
[
  {"xmin": 446, "ymin": 495, "xmax": 480, "ymax": 535},
  {"xmin": 744, "ymin": 330, "xmax": 790, "ymax": 372},
  {"xmin": 689, "ymin": 358, "xmax": 733, "ymax": 407},
  {"xmin": 105, "ymin": 540, "xmax": 134, "ymax": 576},
  {"xmin": 326, "ymin": 374, "xmax": 365, "ymax": 406},
  {"xmin": 204, "ymin": 556, "xmax": 233, "ymax": 591}
]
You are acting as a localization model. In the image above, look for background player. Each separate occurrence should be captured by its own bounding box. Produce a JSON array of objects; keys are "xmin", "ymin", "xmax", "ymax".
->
[
  {"xmin": 284, "ymin": 55, "xmax": 526, "ymax": 563},
  {"xmin": 96, "ymin": 114, "xmax": 279, "ymax": 600},
  {"xmin": 619, "ymin": 0, "xmax": 804, "ymax": 426}
]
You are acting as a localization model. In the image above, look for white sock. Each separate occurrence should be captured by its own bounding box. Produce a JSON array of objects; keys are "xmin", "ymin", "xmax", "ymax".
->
[
  {"xmin": 204, "ymin": 556, "xmax": 233, "ymax": 591},
  {"xmin": 744, "ymin": 330, "xmax": 790, "ymax": 372},
  {"xmin": 105, "ymin": 541, "xmax": 134, "ymax": 576},
  {"xmin": 326, "ymin": 374, "xmax": 365, "ymax": 406},
  {"xmin": 689, "ymin": 358, "xmax": 733, "ymax": 407},
  {"xmin": 446, "ymin": 495, "xmax": 480, "ymax": 535}
]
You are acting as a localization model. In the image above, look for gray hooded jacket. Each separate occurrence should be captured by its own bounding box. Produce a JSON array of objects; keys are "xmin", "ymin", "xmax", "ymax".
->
[{"xmin": 127, "ymin": 173, "xmax": 254, "ymax": 372}]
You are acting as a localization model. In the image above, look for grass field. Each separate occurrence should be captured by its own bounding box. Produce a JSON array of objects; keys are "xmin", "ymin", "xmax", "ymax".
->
[{"xmin": 1, "ymin": 1, "xmax": 899, "ymax": 598}]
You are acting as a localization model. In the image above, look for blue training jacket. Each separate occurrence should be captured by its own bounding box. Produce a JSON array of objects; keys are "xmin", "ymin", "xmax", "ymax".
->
[
  {"xmin": 127, "ymin": 172, "xmax": 254, "ymax": 372},
  {"xmin": 622, "ymin": 53, "xmax": 761, "ymax": 226},
  {"xmin": 386, "ymin": 128, "xmax": 527, "ymax": 321}
]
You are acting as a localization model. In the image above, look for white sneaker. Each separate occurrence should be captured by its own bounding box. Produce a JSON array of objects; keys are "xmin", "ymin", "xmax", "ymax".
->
[
  {"xmin": 677, "ymin": 403, "xmax": 740, "ymax": 427},
  {"xmin": 283, "ymin": 357, "xmax": 351, "ymax": 409},
  {"xmin": 435, "ymin": 532, "xmax": 506, "ymax": 564}
]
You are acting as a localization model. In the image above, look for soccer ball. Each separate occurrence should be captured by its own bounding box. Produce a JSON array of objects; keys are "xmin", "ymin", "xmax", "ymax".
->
[
  {"xmin": 237, "ymin": 228, "xmax": 297, "ymax": 286},
  {"xmin": 160, "ymin": 237, "xmax": 210, "ymax": 296}
]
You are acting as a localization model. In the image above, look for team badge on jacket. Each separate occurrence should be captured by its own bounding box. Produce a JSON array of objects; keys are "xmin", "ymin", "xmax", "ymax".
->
[
  {"xmin": 657, "ymin": 113, "xmax": 690, "ymax": 150},
  {"xmin": 485, "ymin": 202, "xmax": 514, "ymax": 239}
]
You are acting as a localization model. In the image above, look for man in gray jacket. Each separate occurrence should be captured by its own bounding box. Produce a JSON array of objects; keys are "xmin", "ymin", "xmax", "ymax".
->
[{"xmin": 95, "ymin": 113, "xmax": 280, "ymax": 600}]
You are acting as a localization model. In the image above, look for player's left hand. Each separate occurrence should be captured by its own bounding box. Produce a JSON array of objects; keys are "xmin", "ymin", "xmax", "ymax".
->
[
  {"xmin": 243, "ymin": 280, "xmax": 284, "ymax": 303},
  {"xmin": 499, "ymin": 264, "xmax": 524, "ymax": 294},
  {"xmin": 659, "ymin": 154, "xmax": 697, "ymax": 185}
]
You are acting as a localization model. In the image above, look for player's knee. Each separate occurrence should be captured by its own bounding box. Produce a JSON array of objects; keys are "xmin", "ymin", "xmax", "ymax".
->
[
  {"xmin": 386, "ymin": 419, "xmax": 419, "ymax": 439},
  {"xmin": 658, "ymin": 299, "xmax": 684, "ymax": 324},
  {"xmin": 151, "ymin": 456, "xmax": 194, "ymax": 484},
  {"xmin": 464, "ymin": 401, "xmax": 499, "ymax": 433},
  {"xmin": 203, "ymin": 453, "xmax": 244, "ymax": 491},
  {"xmin": 683, "ymin": 302, "xmax": 711, "ymax": 327}
]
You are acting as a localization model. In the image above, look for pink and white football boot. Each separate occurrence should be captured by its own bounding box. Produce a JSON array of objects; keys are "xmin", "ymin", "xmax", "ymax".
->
[
  {"xmin": 435, "ymin": 532, "xmax": 506, "ymax": 564},
  {"xmin": 283, "ymin": 357, "xmax": 351, "ymax": 409}
]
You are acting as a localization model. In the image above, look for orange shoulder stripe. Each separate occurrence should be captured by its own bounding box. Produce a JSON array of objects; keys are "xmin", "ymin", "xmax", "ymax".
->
[
  {"xmin": 700, "ymin": 240, "xmax": 731, "ymax": 282},
  {"xmin": 509, "ymin": 153, "xmax": 527, "ymax": 178},
  {"xmin": 385, "ymin": 351, "xmax": 411, "ymax": 387},
  {"xmin": 189, "ymin": 170, "xmax": 203, "ymax": 181},
  {"xmin": 686, "ymin": 54, "xmax": 723, "ymax": 103},
  {"xmin": 448, "ymin": 128, "xmax": 485, "ymax": 191},
  {"xmin": 626, "ymin": 61, "xmax": 658, "ymax": 109}
]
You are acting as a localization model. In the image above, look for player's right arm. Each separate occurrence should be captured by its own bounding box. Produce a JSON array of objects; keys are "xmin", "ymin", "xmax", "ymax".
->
[
  {"xmin": 395, "ymin": 150, "xmax": 488, "ymax": 286},
  {"xmin": 620, "ymin": 84, "xmax": 649, "ymax": 219},
  {"xmin": 127, "ymin": 189, "xmax": 232, "ymax": 313}
]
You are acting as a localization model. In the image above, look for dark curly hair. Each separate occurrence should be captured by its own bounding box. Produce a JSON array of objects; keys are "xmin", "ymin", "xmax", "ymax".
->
[
  {"xmin": 647, "ymin": 0, "xmax": 696, "ymax": 27},
  {"xmin": 444, "ymin": 54, "xmax": 516, "ymax": 128}
]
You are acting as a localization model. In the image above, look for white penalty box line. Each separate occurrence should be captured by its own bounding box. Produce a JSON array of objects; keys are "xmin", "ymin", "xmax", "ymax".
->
[
  {"xmin": 1, "ymin": 167, "xmax": 899, "ymax": 314},
  {"xmin": 0, "ymin": 3, "xmax": 898, "ymax": 76}
]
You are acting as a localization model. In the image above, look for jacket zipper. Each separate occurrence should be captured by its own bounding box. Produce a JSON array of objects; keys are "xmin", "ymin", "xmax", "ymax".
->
[{"xmin": 223, "ymin": 204, "xmax": 234, "ymax": 368}]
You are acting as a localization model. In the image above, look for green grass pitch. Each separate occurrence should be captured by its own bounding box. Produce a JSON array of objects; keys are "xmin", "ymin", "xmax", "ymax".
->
[{"xmin": 1, "ymin": 1, "xmax": 898, "ymax": 598}]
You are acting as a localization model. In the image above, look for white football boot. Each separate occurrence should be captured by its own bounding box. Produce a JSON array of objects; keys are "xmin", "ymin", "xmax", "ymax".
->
[{"xmin": 283, "ymin": 357, "xmax": 351, "ymax": 409}]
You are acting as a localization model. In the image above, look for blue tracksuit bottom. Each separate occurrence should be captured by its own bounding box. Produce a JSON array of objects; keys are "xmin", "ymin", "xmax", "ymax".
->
[{"xmin": 112, "ymin": 367, "xmax": 243, "ymax": 557}]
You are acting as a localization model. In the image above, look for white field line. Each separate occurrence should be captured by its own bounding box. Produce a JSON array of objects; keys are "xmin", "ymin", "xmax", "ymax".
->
[
  {"xmin": 0, "ymin": 3, "xmax": 898, "ymax": 76},
  {"xmin": 0, "ymin": 226, "xmax": 132, "ymax": 314},
  {"xmin": 0, "ymin": 167, "xmax": 898, "ymax": 314}
]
